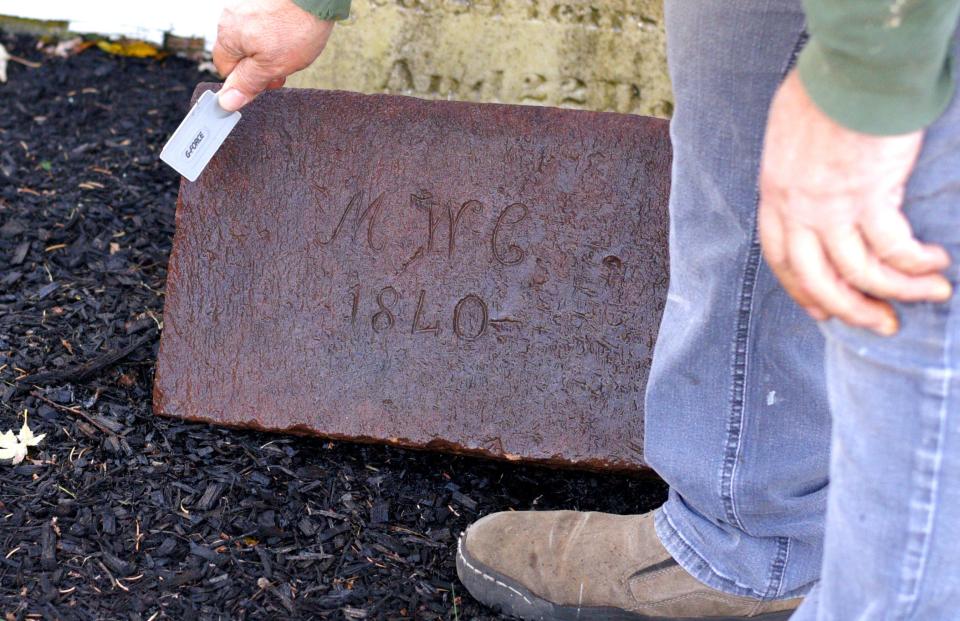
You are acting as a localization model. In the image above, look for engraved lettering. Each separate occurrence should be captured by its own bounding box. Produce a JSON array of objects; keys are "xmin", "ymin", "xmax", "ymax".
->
[
  {"xmin": 317, "ymin": 190, "xmax": 387, "ymax": 251},
  {"xmin": 427, "ymin": 74, "xmax": 460, "ymax": 98},
  {"xmin": 411, "ymin": 190, "xmax": 444, "ymax": 253},
  {"xmin": 396, "ymin": 246, "xmax": 424, "ymax": 276},
  {"xmin": 453, "ymin": 294, "xmax": 489, "ymax": 341},
  {"xmin": 492, "ymin": 202, "xmax": 529, "ymax": 266},
  {"xmin": 384, "ymin": 59, "xmax": 416, "ymax": 93},
  {"xmin": 372, "ymin": 286, "xmax": 400, "ymax": 333},
  {"xmin": 411, "ymin": 289, "xmax": 441, "ymax": 335},
  {"xmin": 448, "ymin": 199, "xmax": 484, "ymax": 258},
  {"xmin": 353, "ymin": 192, "xmax": 388, "ymax": 251},
  {"xmin": 488, "ymin": 70, "xmax": 505, "ymax": 100},
  {"xmin": 467, "ymin": 71, "xmax": 504, "ymax": 101},
  {"xmin": 382, "ymin": 59, "xmax": 510, "ymax": 102},
  {"xmin": 519, "ymin": 73, "xmax": 549, "ymax": 102},
  {"xmin": 559, "ymin": 77, "xmax": 588, "ymax": 106},
  {"xmin": 599, "ymin": 80, "xmax": 642, "ymax": 114},
  {"xmin": 317, "ymin": 191, "xmax": 363, "ymax": 245},
  {"xmin": 378, "ymin": 59, "xmax": 652, "ymax": 113},
  {"xmin": 368, "ymin": 2, "xmax": 656, "ymax": 31},
  {"xmin": 549, "ymin": 3, "xmax": 602, "ymax": 28},
  {"xmin": 373, "ymin": 0, "xmax": 504, "ymax": 16}
]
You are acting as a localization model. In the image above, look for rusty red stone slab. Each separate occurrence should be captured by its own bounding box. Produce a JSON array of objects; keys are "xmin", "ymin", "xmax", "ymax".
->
[{"xmin": 154, "ymin": 84, "xmax": 671, "ymax": 471}]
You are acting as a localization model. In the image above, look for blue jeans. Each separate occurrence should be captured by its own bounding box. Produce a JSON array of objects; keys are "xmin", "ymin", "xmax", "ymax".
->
[{"xmin": 643, "ymin": 1, "xmax": 960, "ymax": 618}]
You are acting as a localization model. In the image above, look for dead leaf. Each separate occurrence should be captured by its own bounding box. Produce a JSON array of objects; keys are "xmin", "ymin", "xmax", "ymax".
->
[
  {"xmin": 49, "ymin": 37, "xmax": 90, "ymax": 58},
  {"xmin": 96, "ymin": 39, "xmax": 163, "ymax": 59}
]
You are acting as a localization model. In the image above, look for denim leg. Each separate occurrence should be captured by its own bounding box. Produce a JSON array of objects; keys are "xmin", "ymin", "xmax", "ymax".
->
[
  {"xmin": 644, "ymin": 0, "xmax": 829, "ymax": 599},
  {"xmin": 790, "ymin": 34, "xmax": 960, "ymax": 621}
]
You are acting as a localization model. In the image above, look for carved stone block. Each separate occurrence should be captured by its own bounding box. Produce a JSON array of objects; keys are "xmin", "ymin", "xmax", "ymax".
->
[{"xmin": 154, "ymin": 85, "xmax": 671, "ymax": 471}]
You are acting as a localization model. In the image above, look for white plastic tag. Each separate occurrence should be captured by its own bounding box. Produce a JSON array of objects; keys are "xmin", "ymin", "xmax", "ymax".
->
[{"xmin": 160, "ymin": 90, "xmax": 241, "ymax": 182}]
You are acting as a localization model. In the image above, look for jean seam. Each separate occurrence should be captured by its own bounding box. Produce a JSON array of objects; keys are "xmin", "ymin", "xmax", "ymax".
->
[
  {"xmin": 656, "ymin": 504, "xmax": 818, "ymax": 600},
  {"xmin": 719, "ymin": 27, "xmax": 809, "ymax": 596},
  {"xmin": 720, "ymin": 230, "xmax": 758, "ymax": 531},
  {"xmin": 764, "ymin": 536, "xmax": 790, "ymax": 600},
  {"xmin": 894, "ymin": 298, "xmax": 954, "ymax": 618},
  {"xmin": 656, "ymin": 504, "xmax": 768, "ymax": 600}
]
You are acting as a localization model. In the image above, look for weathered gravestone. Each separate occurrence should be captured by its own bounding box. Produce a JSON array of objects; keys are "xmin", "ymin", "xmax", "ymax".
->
[
  {"xmin": 287, "ymin": 0, "xmax": 672, "ymax": 118},
  {"xmin": 154, "ymin": 84, "xmax": 671, "ymax": 471}
]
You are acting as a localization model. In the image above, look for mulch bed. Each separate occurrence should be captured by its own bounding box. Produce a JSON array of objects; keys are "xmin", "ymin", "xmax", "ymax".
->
[{"xmin": 0, "ymin": 32, "xmax": 667, "ymax": 620}]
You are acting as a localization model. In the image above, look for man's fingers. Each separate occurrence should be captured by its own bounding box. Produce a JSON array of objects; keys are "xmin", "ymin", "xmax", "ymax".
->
[
  {"xmin": 209, "ymin": 1, "xmax": 336, "ymax": 113},
  {"xmin": 211, "ymin": 48, "xmax": 233, "ymax": 78},
  {"xmin": 218, "ymin": 57, "xmax": 278, "ymax": 111},
  {"xmin": 266, "ymin": 76, "xmax": 286, "ymax": 90},
  {"xmin": 211, "ymin": 40, "xmax": 239, "ymax": 79},
  {"xmin": 758, "ymin": 194, "xmax": 787, "ymax": 266},
  {"xmin": 788, "ymin": 227, "xmax": 898, "ymax": 334},
  {"xmin": 824, "ymin": 226, "xmax": 952, "ymax": 302},
  {"xmin": 861, "ymin": 204, "xmax": 951, "ymax": 275},
  {"xmin": 771, "ymin": 261, "xmax": 830, "ymax": 321},
  {"xmin": 760, "ymin": 201, "xmax": 829, "ymax": 320}
]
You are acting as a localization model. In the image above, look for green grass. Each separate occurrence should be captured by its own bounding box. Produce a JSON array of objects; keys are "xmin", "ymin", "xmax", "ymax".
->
[{"xmin": 452, "ymin": 584, "xmax": 460, "ymax": 621}]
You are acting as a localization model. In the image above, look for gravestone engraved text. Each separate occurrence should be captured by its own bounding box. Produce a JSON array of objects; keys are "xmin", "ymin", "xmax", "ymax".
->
[{"xmin": 154, "ymin": 85, "xmax": 672, "ymax": 471}]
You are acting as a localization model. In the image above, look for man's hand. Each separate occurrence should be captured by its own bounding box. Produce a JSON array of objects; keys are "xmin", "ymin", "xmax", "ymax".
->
[
  {"xmin": 759, "ymin": 70, "xmax": 952, "ymax": 336},
  {"xmin": 213, "ymin": 0, "xmax": 335, "ymax": 111}
]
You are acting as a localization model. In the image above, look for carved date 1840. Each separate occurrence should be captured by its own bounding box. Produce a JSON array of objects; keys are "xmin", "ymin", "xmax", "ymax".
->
[{"xmin": 155, "ymin": 86, "xmax": 672, "ymax": 472}]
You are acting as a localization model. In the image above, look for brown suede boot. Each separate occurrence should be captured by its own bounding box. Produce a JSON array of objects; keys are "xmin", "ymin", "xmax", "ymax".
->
[{"xmin": 456, "ymin": 511, "xmax": 801, "ymax": 620}]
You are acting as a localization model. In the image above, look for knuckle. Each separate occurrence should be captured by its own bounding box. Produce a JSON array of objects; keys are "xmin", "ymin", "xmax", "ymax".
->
[
  {"xmin": 876, "ymin": 237, "xmax": 918, "ymax": 262},
  {"xmin": 836, "ymin": 260, "xmax": 867, "ymax": 287},
  {"xmin": 876, "ymin": 247, "xmax": 904, "ymax": 264},
  {"xmin": 818, "ymin": 287, "xmax": 855, "ymax": 315},
  {"xmin": 832, "ymin": 305, "xmax": 863, "ymax": 326},
  {"xmin": 839, "ymin": 301, "xmax": 878, "ymax": 326}
]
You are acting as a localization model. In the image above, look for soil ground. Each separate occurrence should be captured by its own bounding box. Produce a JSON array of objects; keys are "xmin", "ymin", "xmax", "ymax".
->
[{"xmin": 0, "ymin": 33, "xmax": 667, "ymax": 620}]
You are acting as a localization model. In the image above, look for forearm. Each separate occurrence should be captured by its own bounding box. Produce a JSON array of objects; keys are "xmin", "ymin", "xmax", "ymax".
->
[{"xmin": 798, "ymin": 0, "xmax": 960, "ymax": 135}]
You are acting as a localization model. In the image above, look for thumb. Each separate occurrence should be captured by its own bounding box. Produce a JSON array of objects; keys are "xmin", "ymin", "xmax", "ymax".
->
[{"xmin": 218, "ymin": 57, "xmax": 277, "ymax": 112}]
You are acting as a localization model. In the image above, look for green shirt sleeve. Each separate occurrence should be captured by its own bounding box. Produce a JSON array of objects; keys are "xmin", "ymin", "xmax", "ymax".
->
[
  {"xmin": 798, "ymin": 0, "xmax": 960, "ymax": 135},
  {"xmin": 292, "ymin": 0, "xmax": 351, "ymax": 21}
]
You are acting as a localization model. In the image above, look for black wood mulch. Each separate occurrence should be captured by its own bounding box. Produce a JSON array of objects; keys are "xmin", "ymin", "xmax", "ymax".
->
[{"xmin": 0, "ymin": 32, "xmax": 668, "ymax": 620}]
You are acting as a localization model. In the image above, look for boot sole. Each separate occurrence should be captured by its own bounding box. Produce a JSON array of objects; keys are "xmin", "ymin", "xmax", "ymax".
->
[{"xmin": 456, "ymin": 534, "xmax": 796, "ymax": 621}]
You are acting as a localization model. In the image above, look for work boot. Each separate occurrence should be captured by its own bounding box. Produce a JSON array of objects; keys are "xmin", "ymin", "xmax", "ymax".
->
[{"xmin": 456, "ymin": 511, "xmax": 801, "ymax": 620}]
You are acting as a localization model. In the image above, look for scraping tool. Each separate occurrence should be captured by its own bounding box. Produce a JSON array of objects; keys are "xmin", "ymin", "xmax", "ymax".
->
[{"xmin": 160, "ymin": 90, "xmax": 241, "ymax": 182}]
